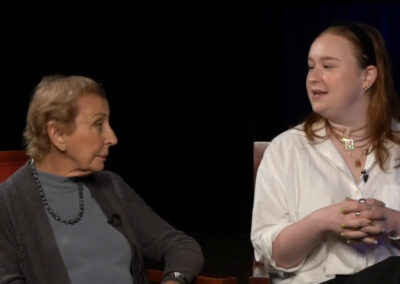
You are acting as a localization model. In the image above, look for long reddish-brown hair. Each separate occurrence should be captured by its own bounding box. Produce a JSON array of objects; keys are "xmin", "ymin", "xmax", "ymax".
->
[{"xmin": 304, "ymin": 23, "xmax": 400, "ymax": 170}]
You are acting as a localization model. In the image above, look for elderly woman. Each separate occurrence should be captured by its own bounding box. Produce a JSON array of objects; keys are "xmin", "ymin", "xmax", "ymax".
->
[{"xmin": 0, "ymin": 75, "xmax": 204, "ymax": 284}]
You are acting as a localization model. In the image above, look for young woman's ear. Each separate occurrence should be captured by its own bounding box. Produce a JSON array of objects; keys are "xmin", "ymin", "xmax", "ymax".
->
[
  {"xmin": 363, "ymin": 65, "xmax": 378, "ymax": 92},
  {"xmin": 47, "ymin": 121, "xmax": 67, "ymax": 152}
]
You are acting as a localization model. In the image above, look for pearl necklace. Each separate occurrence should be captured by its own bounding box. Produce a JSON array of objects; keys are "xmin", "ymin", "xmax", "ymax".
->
[{"xmin": 29, "ymin": 159, "xmax": 85, "ymax": 225}]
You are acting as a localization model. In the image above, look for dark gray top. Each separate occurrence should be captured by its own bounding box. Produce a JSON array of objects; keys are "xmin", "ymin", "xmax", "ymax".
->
[{"xmin": 38, "ymin": 171, "xmax": 133, "ymax": 284}]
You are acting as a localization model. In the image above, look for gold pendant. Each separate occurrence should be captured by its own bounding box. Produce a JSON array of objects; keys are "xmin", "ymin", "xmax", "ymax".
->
[{"xmin": 343, "ymin": 138, "xmax": 355, "ymax": 150}]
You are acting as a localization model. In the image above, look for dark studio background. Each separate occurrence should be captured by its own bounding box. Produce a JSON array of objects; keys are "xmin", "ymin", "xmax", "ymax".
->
[{"xmin": 1, "ymin": 1, "xmax": 400, "ymax": 283}]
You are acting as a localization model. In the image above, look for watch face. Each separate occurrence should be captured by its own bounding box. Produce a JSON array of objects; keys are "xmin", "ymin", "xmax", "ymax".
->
[
  {"xmin": 173, "ymin": 272, "xmax": 183, "ymax": 278},
  {"xmin": 170, "ymin": 272, "xmax": 185, "ymax": 281}
]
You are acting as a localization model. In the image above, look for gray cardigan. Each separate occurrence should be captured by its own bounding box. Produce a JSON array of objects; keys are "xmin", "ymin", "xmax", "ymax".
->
[{"xmin": 0, "ymin": 163, "xmax": 204, "ymax": 284}]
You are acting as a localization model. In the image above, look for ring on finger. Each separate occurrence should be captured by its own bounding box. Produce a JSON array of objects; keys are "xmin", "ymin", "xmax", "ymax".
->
[
  {"xmin": 358, "ymin": 198, "xmax": 366, "ymax": 203},
  {"xmin": 355, "ymin": 212, "xmax": 361, "ymax": 217}
]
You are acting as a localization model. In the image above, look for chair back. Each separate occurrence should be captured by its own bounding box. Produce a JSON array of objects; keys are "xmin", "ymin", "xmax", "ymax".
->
[
  {"xmin": 253, "ymin": 142, "xmax": 269, "ymax": 184},
  {"xmin": 0, "ymin": 150, "xmax": 29, "ymax": 183},
  {"xmin": 250, "ymin": 141, "xmax": 270, "ymax": 284}
]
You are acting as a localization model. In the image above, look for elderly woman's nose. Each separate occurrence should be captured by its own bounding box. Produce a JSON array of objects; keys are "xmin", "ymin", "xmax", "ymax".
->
[{"xmin": 106, "ymin": 126, "xmax": 118, "ymax": 146}]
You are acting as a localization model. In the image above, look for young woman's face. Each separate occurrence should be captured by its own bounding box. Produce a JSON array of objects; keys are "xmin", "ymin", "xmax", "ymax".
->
[{"xmin": 306, "ymin": 32, "xmax": 369, "ymax": 124}]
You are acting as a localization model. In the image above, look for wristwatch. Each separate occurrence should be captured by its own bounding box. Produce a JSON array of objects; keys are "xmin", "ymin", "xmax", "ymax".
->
[{"xmin": 161, "ymin": 271, "xmax": 187, "ymax": 284}]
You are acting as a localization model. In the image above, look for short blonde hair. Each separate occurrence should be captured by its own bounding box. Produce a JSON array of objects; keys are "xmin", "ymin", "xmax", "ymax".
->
[{"xmin": 24, "ymin": 75, "xmax": 106, "ymax": 162}]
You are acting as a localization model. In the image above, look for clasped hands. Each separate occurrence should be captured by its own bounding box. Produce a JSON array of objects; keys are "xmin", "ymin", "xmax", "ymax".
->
[{"xmin": 333, "ymin": 197, "xmax": 388, "ymax": 244}]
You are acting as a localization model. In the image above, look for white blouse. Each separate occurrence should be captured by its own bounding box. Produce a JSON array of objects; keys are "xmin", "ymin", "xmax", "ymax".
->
[{"xmin": 251, "ymin": 123, "xmax": 400, "ymax": 284}]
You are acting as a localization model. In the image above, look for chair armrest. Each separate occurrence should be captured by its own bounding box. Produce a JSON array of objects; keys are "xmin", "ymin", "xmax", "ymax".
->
[
  {"xmin": 147, "ymin": 269, "xmax": 164, "ymax": 283},
  {"xmin": 249, "ymin": 260, "xmax": 269, "ymax": 284},
  {"xmin": 196, "ymin": 275, "xmax": 237, "ymax": 284},
  {"xmin": 248, "ymin": 276, "xmax": 270, "ymax": 284}
]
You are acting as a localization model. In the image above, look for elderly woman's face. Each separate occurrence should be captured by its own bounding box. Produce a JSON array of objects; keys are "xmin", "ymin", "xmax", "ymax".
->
[{"xmin": 62, "ymin": 93, "xmax": 118, "ymax": 175}]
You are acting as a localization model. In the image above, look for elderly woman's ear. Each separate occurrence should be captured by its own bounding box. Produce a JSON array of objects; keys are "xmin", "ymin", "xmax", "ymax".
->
[{"xmin": 47, "ymin": 121, "xmax": 67, "ymax": 152}]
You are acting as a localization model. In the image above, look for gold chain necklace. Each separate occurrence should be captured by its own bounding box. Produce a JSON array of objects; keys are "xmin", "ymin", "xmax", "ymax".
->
[
  {"xmin": 347, "ymin": 148, "xmax": 370, "ymax": 168},
  {"xmin": 327, "ymin": 123, "xmax": 371, "ymax": 168},
  {"xmin": 328, "ymin": 123, "xmax": 369, "ymax": 151},
  {"xmin": 330, "ymin": 130, "xmax": 370, "ymax": 150}
]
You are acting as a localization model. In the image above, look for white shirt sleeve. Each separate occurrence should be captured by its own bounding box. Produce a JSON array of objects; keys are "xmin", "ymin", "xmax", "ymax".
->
[{"xmin": 251, "ymin": 137, "xmax": 305, "ymax": 272}]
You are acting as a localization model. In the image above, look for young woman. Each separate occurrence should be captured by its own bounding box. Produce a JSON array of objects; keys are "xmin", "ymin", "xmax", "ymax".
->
[{"xmin": 251, "ymin": 22, "xmax": 400, "ymax": 284}]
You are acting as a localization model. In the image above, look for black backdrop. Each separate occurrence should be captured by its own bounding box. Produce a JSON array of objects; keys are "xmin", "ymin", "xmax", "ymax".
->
[{"xmin": 2, "ymin": 1, "xmax": 400, "ymax": 237}]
